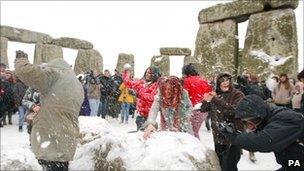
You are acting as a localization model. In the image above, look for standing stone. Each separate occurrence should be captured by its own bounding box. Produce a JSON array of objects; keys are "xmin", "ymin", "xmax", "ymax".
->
[
  {"xmin": 34, "ymin": 43, "xmax": 63, "ymax": 65},
  {"xmin": 194, "ymin": 19, "xmax": 238, "ymax": 78},
  {"xmin": 116, "ymin": 53, "xmax": 135, "ymax": 77},
  {"xmin": 51, "ymin": 37, "xmax": 93, "ymax": 50},
  {"xmin": 160, "ymin": 48, "xmax": 191, "ymax": 56},
  {"xmin": 198, "ymin": 0, "xmax": 264, "ymax": 24},
  {"xmin": 74, "ymin": 49, "xmax": 103, "ymax": 75},
  {"xmin": 0, "ymin": 25, "xmax": 52, "ymax": 44},
  {"xmin": 0, "ymin": 37, "xmax": 8, "ymax": 67},
  {"xmin": 183, "ymin": 55, "xmax": 204, "ymax": 76},
  {"xmin": 150, "ymin": 55, "xmax": 170, "ymax": 77},
  {"xmin": 265, "ymin": 0, "xmax": 298, "ymax": 9},
  {"xmin": 241, "ymin": 9, "xmax": 298, "ymax": 79}
]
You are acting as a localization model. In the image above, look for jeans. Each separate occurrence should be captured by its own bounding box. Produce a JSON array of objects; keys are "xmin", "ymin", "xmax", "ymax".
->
[
  {"xmin": 89, "ymin": 99, "xmax": 100, "ymax": 116},
  {"xmin": 121, "ymin": 102, "xmax": 130, "ymax": 123},
  {"xmin": 99, "ymin": 98, "xmax": 109, "ymax": 119},
  {"xmin": 18, "ymin": 105, "xmax": 26, "ymax": 127}
]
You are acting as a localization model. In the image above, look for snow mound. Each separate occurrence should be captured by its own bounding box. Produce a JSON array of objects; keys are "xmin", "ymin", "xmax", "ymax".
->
[
  {"xmin": 0, "ymin": 144, "xmax": 42, "ymax": 170},
  {"xmin": 70, "ymin": 116, "xmax": 220, "ymax": 170}
]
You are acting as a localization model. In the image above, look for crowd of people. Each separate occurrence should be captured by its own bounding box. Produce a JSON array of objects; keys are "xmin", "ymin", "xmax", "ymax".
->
[{"xmin": 0, "ymin": 50, "xmax": 304, "ymax": 171}]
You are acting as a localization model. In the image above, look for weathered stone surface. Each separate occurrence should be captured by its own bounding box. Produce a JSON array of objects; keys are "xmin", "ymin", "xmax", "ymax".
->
[
  {"xmin": 33, "ymin": 43, "xmax": 63, "ymax": 65},
  {"xmin": 0, "ymin": 25, "xmax": 52, "ymax": 44},
  {"xmin": 74, "ymin": 49, "xmax": 103, "ymax": 75},
  {"xmin": 242, "ymin": 9, "xmax": 298, "ymax": 79},
  {"xmin": 160, "ymin": 47, "xmax": 191, "ymax": 56},
  {"xmin": 194, "ymin": 19, "xmax": 238, "ymax": 77},
  {"xmin": 198, "ymin": 0, "xmax": 299, "ymax": 24},
  {"xmin": 265, "ymin": 0, "xmax": 298, "ymax": 9},
  {"xmin": 151, "ymin": 55, "xmax": 170, "ymax": 76},
  {"xmin": 198, "ymin": 0, "xmax": 264, "ymax": 24},
  {"xmin": 183, "ymin": 55, "xmax": 205, "ymax": 76},
  {"xmin": 51, "ymin": 37, "xmax": 93, "ymax": 50},
  {"xmin": 0, "ymin": 37, "xmax": 8, "ymax": 66},
  {"xmin": 116, "ymin": 53, "xmax": 135, "ymax": 77}
]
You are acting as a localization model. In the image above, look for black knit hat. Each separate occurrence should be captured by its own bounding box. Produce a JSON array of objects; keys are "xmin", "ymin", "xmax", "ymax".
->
[
  {"xmin": 235, "ymin": 94, "xmax": 269, "ymax": 120},
  {"xmin": 182, "ymin": 63, "xmax": 199, "ymax": 76},
  {"xmin": 298, "ymin": 69, "xmax": 304, "ymax": 80}
]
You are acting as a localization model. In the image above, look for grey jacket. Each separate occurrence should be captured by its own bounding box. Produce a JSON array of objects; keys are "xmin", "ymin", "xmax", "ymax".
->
[{"xmin": 15, "ymin": 57, "xmax": 84, "ymax": 162}]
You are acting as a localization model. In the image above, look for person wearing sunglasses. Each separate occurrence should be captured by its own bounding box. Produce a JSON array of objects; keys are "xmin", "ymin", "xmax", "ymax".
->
[{"xmin": 222, "ymin": 94, "xmax": 304, "ymax": 171}]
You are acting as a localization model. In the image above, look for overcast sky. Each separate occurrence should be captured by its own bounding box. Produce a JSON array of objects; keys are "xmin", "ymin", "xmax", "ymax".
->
[{"xmin": 1, "ymin": 1, "xmax": 303, "ymax": 77}]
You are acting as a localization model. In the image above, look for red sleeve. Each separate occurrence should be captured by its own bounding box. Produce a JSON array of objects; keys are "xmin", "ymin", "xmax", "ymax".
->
[
  {"xmin": 122, "ymin": 70, "xmax": 143, "ymax": 94},
  {"xmin": 137, "ymin": 83, "xmax": 158, "ymax": 102}
]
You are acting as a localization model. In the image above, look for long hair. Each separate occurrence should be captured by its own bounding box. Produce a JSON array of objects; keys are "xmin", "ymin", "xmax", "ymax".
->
[
  {"xmin": 159, "ymin": 76, "xmax": 183, "ymax": 110},
  {"xmin": 278, "ymin": 74, "xmax": 291, "ymax": 90},
  {"xmin": 142, "ymin": 66, "xmax": 161, "ymax": 83}
]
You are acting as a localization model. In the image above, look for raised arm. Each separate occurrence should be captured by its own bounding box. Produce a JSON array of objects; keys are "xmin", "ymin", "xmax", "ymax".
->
[{"xmin": 15, "ymin": 58, "xmax": 59, "ymax": 94}]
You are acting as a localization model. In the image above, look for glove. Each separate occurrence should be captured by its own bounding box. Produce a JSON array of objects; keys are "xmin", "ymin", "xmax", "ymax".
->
[
  {"xmin": 218, "ymin": 122, "xmax": 237, "ymax": 142},
  {"xmin": 15, "ymin": 50, "xmax": 28, "ymax": 59}
]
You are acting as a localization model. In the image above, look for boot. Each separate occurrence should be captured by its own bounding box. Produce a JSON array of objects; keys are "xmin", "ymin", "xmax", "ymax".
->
[
  {"xmin": 19, "ymin": 126, "xmax": 23, "ymax": 132},
  {"xmin": 249, "ymin": 151, "xmax": 257, "ymax": 162},
  {"xmin": 8, "ymin": 113, "xmax": 12, "ymax": 125}
]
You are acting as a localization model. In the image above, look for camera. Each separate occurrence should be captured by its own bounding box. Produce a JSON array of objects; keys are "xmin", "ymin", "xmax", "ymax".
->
[{"xmin": 218, "ymin": 122, "xmax": 235, "ymax": 134}]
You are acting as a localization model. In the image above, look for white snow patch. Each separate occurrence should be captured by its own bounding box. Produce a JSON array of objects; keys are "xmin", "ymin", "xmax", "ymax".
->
[
  {"xmin": 36, "ymin": 132, "xmax": 41, "ymax": 143},
  {"xmin": 1, "ymin": 113, "xmax": 280, "ymax": 170},
  {"xmin": 41, "ymin": 141, "xmax": 50, "ymax": 149},
  {"xmin": 210, "ymin": 38, "xmax": 225, "ymax": 49},
  {"xmin": 154, "ymin": 56, "xmax": 163, "ymax": 62},
  {"xmin": 250, "ymin": 50, "xmax": 293, "ymax": 67},
  {"xmin": 193, "ymin": 103, "xmax": 202, "ymax": 110}
]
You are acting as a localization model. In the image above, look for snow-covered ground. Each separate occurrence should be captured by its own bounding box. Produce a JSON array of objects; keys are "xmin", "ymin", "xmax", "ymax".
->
[{"xmin": 1, "ymin": 113, "xmax": 280, "ymax": 170}]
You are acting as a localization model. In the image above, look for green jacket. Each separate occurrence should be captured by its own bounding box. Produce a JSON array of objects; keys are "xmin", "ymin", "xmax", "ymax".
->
[{"xmin": 15, "ymin": 58, "xmax": 84, "ymax": 162}]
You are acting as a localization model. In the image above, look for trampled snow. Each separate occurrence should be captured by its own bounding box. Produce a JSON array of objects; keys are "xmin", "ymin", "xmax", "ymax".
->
[{"xmin": 1, "ymin": 114, "xmax": 280, "ymax": 170}]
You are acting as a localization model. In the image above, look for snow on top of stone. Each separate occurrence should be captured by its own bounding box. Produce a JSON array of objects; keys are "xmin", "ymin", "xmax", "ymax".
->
[
  {"xmin": 154, "ymin": 56, "xmax": 163, "ymax": 62},
  {"xmin": 250, "ymin": 49, "xmax": 293, "ymax": 67}
]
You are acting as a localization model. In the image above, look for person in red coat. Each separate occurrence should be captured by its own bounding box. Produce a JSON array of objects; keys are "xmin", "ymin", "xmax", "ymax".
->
[
  {"xmin": 182, "ymin": 63, "xmax": 212, "ymax": 139},
  {"xmin": 122, "ymin": 65, "xmax": 161, "ymax": 130}
]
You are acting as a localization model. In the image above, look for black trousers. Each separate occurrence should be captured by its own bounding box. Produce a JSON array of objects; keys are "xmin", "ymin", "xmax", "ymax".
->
[
  {"xmin": 38, "ymin": 160, "xmax": 69, "ymax": 171},
  {"xmin": 135, "ymin": 115, "xmax": 147, "ymax": 131},
  {"xmin": 215, "ymin": 143, "xmax": 241, "ymax": 171}
]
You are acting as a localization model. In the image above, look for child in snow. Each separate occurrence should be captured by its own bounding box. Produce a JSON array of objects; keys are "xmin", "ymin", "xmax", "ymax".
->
[{"xmin": 143, "ymin": 76, "xmax": 193, "ymax": 140}]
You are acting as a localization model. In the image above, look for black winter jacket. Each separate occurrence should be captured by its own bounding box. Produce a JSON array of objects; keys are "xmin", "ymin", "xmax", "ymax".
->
[{"xmin": 233, "ymin": 106, "xmax": 304, "ymax": 168}]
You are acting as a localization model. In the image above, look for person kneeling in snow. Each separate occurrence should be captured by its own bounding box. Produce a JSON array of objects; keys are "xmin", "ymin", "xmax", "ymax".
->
[
  {"xmin": 14, "ymin": 50, "xmax": 84, "ymax": 171},
  {"xmin": 143, "ymin": 76, "xmax": 193, "ymax": 140},
  {"xmin": 220, "ymin": 95, "xmax": 304, "ymax": 171}
]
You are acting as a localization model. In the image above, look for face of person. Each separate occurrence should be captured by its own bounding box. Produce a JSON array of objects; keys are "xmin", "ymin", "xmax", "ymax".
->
[
  {"xmin": 145, "ymin": 68, "xmax": 153, "ymax": 81},
  {"xmin": 162, "ymin": 83, "xmax": 172, "ymax": 99},
  {"xmin": 5, "ymin": 73, "xmax": 12, "ymax": 80},
  {"xmin": 104, "ymin": 70, "xmax": 110, "ymax": 77},
  {"xmin": 242, "ymin": 70, "xmax": 250, "ymax": 78},
  {"xmin": 93, "ymin": 70, "xmax": 99, "ymax": 77},
  {"xmin": 242, "ymin": 119, "xmax": 261, "ymax": 133},
  {"xmin": 280, "ymin": 76, "xmax": 287, "ymax": 82},
  {"xmin": 219, "ymin": 77, "xmax": 230, "ymax": 92},
  {"xmin": 0, "ymin": 68, "xmax": 6, "ymax": 77}
]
